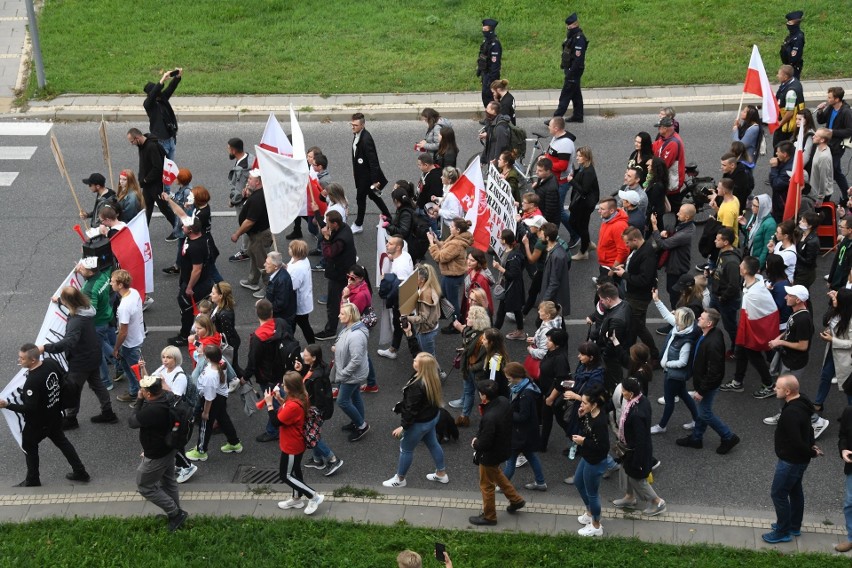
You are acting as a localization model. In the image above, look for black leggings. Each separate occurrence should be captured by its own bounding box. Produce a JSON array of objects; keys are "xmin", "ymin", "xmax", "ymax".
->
[
  {"xmin": 294, "ymin": 314, "xmax": 315, "ymax": 344},
  {"xmin": 279, "ymin": 452, "xmax": 318, "ymax": 499},
  {"xmin": 494, "ymin": 300, "xmax": 523, "ymax": 331},
  {"xmin": 569, "ymin": 204, "xmax": 593, "ymax": 253},
  {"xmin": 196, "ymin": 394, "xmax": 239, "ymax": 452}
]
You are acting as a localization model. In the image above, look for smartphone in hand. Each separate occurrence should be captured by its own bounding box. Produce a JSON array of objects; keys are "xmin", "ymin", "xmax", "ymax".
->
[{"xmin": 435, "ymin": 542, "xmax": 446, "ymax": 563}]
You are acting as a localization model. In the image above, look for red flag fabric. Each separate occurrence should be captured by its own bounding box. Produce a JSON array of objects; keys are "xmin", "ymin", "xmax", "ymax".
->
[
  {"xmin": 735, "ymin": 276, "xmax": 779, "ymax": 351},
  {"xmin": 451, "ymin": 161, "xmax": 490, "ymax": 251},
  {"xmin": 783, "ymin": 128, "xmax": 806, "ymax": 221},
  {"xmin": 449, "ymin": 162, "xmax": 478, "ymax": 213},
  {"xmin": 307, "ymin": 171, "xmax": 327, "ymax": 217},
  {"xmin": 110, "ymin": 212, "xmax": 153, "ymax": 298},
  {"xmin": 743, "ymin": 45, "xmax": 781, "ymax": 134},
  {"xmin": 162, "ymin": 157, "xmax": 179, "ymax": 186}
]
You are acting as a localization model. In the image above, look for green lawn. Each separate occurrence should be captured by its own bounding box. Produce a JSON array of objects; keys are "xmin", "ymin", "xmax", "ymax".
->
[
  {"xmin": 0, "ymin": 516, "xmax": 847, "ymax": 567},
  {"xmin": 32, "ymin": 0, "xmax": 850, "ymax": 96}
]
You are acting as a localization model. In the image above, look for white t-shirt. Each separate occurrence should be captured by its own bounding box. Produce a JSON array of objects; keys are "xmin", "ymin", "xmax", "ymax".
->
[
  {"xmin": 198, "ymin": 364, "xmax": 228, "ymax": 401},
  {"xmin": 773, "ymin": 242, "xmax": 797, "ymax": 282},
  {"xmin": 117, "ymin": 288, "xmax": 145, "ymax": 348},
  {"xmin": 325, "ymin": 202, "xmax": 347, "ymax": 224},
  {"xmin": 287, "ymin": 257, "xmax": 313, "ymax": 315},
  {"xmin": 154, "ymin": 365, "xmax": 187, "ymax": 397},
  {"xmin": 391, "ymin": 251, "xmax": 414, "ymax": 282},
  {"xmin": 438, "ymin": 191, "xmax": 464, "ymax": 228}
]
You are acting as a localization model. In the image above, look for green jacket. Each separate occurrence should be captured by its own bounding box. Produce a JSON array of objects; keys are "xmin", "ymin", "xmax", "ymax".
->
[{"xmin": 82, "ymin": 268, "xmax": 113, "ymax": 327}]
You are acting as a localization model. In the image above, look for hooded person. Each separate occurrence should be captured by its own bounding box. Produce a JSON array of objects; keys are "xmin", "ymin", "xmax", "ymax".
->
[{"xmin": 741, "ymin": 194, "xmax": 777, "ymax": 266}]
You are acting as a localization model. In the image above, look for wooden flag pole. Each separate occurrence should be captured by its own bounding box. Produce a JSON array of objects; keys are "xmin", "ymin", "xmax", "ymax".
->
[
  {"xmin": 50, "ymin": 133, "xmax": 89, "ymax": 231},
  {"xmin": 99, "ymin": 117, "xmax": 115, "ymax": 189},
  {"xmin": 271, "ymin": 233, "xmax": 279, "ymax": 253}
]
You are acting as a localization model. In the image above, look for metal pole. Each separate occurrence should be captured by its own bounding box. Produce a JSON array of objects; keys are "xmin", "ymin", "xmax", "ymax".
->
[{"xmin": 24, "ymin": 0, "xmax": 46, "ymax": 89}]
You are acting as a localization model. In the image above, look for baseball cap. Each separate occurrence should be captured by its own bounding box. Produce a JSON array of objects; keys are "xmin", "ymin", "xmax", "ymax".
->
[
  {"xmin": 618, "ymin": 189, "xmax": 641, "ymax": 205},
  {"xmin": 785, "ymin": 284, "xmax": 809, "ymax": 302},
  {"xmin": 523, "ymin": 215, "xmax": 546, "ymax": 229},
  {"xmin": 83, "ymin": 173, "xmax": 106, "ymax": 186}
]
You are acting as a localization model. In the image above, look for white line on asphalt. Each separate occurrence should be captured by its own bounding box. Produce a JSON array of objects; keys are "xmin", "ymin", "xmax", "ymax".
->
[
  {"xmin": 0, "ymin": 172, "xmax": 19, "ymax": 185},
  {"xmin": 0, "ymin": 146, "xmax": 36, "ymax": 159},
  {"xmin": 0, "ymin": 122, "xmax": 52, "ymax": 136}
]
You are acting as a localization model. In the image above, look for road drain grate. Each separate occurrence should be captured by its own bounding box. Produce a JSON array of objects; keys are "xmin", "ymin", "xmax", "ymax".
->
[{"xmin": 233, "ymin": 465, "xmax": 284, "ymax": 484}]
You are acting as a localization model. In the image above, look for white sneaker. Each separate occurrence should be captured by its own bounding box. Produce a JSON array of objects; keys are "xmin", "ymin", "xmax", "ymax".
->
[
  {"xmin": 650, "ymin": 424, "xmax": 666, "ymax": 434},
  {"xmin": 176, "ymin": 464, "xmax": 198, "ymax": 484},
  {"xmin": 577, "ymin": 512, "xmax": 593, "ymax": 525},
  {"xmin": 682, "ymin": 421, "xmax": 696, "ymax": 430},
  {"xmin": 304, "ymin": 493, "xmax": 324, "ymax": 515},
  {"xmin": 382, "ymin": 474, "xmax": 407, "ymax": 488},
  {"xmin": 351, "ymin": 224, "xmax": 364, "ymax": 234},
  {"xmin": 813, "ymin": 417, "xmax": 830, "ymax": 440},
  {"xmin": 578, "ymin": 523, "xmax": 603, "ymax": 537},
  {"xmin": 506, "ymin": 312, "xmax": 516, "ymax": 322},
  {"xmin": 278, "ymin": 498, "xmax": 305, "ymax": 510},
  {"xmin": 688, "ymin": 391, "xmax": 696, "ymax": 398},
  {"xmin": 377, "ymin": 348, "xmax": 398, "ymax": 360},
  {"xmin": 228, "ymin": 378, "xmax": 240, "ymax": 393},
  {"xmin": 657, "ymin": 396, "xmax": 680, "ymax": 405},
  {"xmin": 763, "ymin": 413, "xmax": 781, "ymax": 425},
  {"xmin": 426, "ymin": 472, "xmax": 449, "ymax": 484},
  {"xmin": 142, "ymin": 297, "xmax": 154, "ymax": 311},
  {"xmin": 515, "ymin": 455, "xmax": 528, "ymax": 468},
  {"xmin": 832, "ymin": 377, "xmax": 838, "ymax": 384}
]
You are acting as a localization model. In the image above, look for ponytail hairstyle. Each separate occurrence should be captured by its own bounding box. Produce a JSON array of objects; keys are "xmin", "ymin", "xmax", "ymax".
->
[
  {"xmin": 283, "ymin": 371, "xmax": 309, "ymax": 418},
  {"xmin": 203, "ymin": 345, "xmax": 226, "ymax": 385}
]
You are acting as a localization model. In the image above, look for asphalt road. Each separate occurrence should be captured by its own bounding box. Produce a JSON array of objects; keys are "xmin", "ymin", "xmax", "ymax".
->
[{"xmin": 0, "ymin": 113, "xmax": 846, "ymax": 519}]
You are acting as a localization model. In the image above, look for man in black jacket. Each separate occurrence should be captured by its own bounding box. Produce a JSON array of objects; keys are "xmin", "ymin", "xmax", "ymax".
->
[
  {"xmin": 650, "ymin": 204, "xmax": 696, "ymax": 311},
  {"xmin": 129, "ymin": 375, "xmax": 188, "ymax": 532},
  {"xmin": 350, "ymin": 112, "xmax": 390, "ymax": 233},
  {"xmin": 815, "ymin": 87, "xmax": 852, "ymax": 203},
  {"xmin": 676, "ymin": 309, "xmax": 740, "ymax": 454},
  {"xmin": 762, "ymin": 375, "xmax": 823, "ymax": 544},
  {"xmin": 127, "ymin": 127, "xmax": 176, "ymax": 229},
  {"xmin": 708, "ymin": 227, "xmax": 742, "ymax": 356},
  {"xmin": 316, "ymin": 210, "xmax": 357, "ymax": 340},
  {"xmin": 0, "ymin": 344, "xmax": 90, "ymax": 487},
  {"xmin": 828, "ymin": 219, "xmax": 852, "ymax": 290},
  {"xmin": 143, "ymin": 68, "xmax": 181, "ymax": 160},
  {"xmin": 590, "ymin": 282, "xmax": 632, "ymax": 395},
  {"xmin": 612, "ymin": 227, "xmax": 659, "ymax": 361},
  {"xmin": 261, "ymin": 251, "xmax": 296, "ymax": 332},
  {"xmin": 721, "ymin": 152, "xmax": 753, "ymax": 210},
  {"xmin": 533, "ymin": 158, "xmax": 561, "ymax": 225},
  {"xmin": 536, "ymin": 222, "xmax": 571, "ymax": 315},
  {"xmin": 477, "ymin": 19, "xmax": 501, "ymax": 108},
  {"xmin": 469, "ymin": 381, "xmax": 525, "ymax": 525}
]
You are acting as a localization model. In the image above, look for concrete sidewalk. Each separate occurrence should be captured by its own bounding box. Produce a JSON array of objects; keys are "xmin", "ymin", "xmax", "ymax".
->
[{"xmin": 0, "ymin": 483, "xmax": 847, "ymax": 556}]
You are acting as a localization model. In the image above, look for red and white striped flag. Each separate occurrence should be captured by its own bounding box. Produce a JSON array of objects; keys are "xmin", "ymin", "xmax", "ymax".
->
[
  {"xmin": 735, "ymin": 276, "xmax": 779, "ymax": 351},
  {"xmin": 162, "ymin": 157, "xmax": 179, "ymax": 186},
  {"xmin": 783, "ymin": 127, "xmax": 806, "ymax": 221},
  {"xmin": 110, "ymin": 211, "xmax": 154, "ymax": 298},
  {"xmin": 256, "ymin": 112, "xmax": 293, "ymax": 159},
  {"xmin": 450, "ymin": 161, "xmax": 490, "ymax": 251},
  {"xmin": 743, "ymin": 45, "xmax": 781, "ymax": 133}
]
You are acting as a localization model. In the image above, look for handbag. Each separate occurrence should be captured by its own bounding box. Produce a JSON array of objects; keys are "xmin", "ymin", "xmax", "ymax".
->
[
  {"xmin": 523, "ymin": 354, "xmax": 541, "ymax": 381},
  {"xmin": 439, "ymin": 297, "xmax": 455, "ymax": 319},
  {"xmin": 492, "ymin": 282, "xmax": 506, "ymax": 301},
  {"xmin": 611, "ymin": 439, "xmax": 630, "ymax": 461},
  {"xmin": 302, "ymin": 406, "xmax": 324, "ymax": 449},
  {"xmin": 360, "ymin": 306, "xmax": 378, "ymax": 328}
]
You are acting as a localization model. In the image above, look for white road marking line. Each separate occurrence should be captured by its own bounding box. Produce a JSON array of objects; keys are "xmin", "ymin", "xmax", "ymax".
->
[
  {"xmin": 0, "ymin": 146, "xmax": 36, "ymax": 159},
  {"xmin": 0, "ymin": 172, "xmax": 19, "ymax": 185},
  {"xmin": 0, "ymin": 122, "xmax": 52, "ymax": 136}
]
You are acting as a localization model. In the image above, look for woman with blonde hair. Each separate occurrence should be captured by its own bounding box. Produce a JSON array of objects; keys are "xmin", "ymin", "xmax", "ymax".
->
[
  {"xmin": 448, "ymin": 305, "xmax": 491, "ymax": 426},
  {"xmin": 116, "ymin": 169, "xmax": 146, "ymax": 223},
  {"xmin": 383, "ymin": 352, "xmax": 448, "ymax": 487},
  {"xmin": 334, "ymin": 302, "xmax": 371, "ymax": 442},
  {"xmin": 405, "ymin": 264, "xmax": 442, "ymax": 357}
]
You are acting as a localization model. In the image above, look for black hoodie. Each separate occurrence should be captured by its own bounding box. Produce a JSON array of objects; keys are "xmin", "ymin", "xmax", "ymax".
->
[
  {"xmin": 711, "ymin": 247, "xmax": 742, "ymax": 303},
  {"xmin": 775, "ymin": 394, "xmax": 817, "ymax": 464}
]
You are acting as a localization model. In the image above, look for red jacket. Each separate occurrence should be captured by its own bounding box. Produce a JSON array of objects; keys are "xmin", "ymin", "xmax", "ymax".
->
[
  {"xmin": 188, "ymin": 332, "xmax": 222, "ymax": 370},
  {"xmin": 652, "ymin": 133, "xmax": 686, "ymax": 191},
  {"xmin": 276, "ymin": 398, "xmax": 306, "ymax": 455},
  {"xmin": 345, "ymin": 281, "xmax": 372, "ymax": 314},
  {"xmin": 598, "ymin": 209, "xmax": 629, "ymax": 268}
]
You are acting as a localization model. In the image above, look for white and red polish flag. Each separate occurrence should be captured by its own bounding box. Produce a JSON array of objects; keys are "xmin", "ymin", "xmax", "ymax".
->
[
  {"xmin": 449, "ymin": 161, "xmax": 490, "ymax": 251},
  {"xmin": 783, "ymin": 126, "xmax": 807, "ymax": 221},
  {"xmin": 255, "ymin": 112, "xmax": 294, "ymax": 159},
  {"xmin": 162, "ymin": 157, "xmax": 179, "ymax": 186},
  {"xmin": 110, "ymin": 211, "xmax": 154, "ymax": 298},
  {"xmin": 735, "ymin": 275, "xmax": 779, "ymax": 351},
  {"xmin": 743, "ymin": 45, "xmax": 781, "ymax": 133}
]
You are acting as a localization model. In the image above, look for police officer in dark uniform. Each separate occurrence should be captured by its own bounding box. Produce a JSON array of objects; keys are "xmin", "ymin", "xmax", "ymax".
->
[
  {"xmin": 0, "ymin": 343, "xmax": 90, "ymax": 487},
  {"xmin": 477, "ymin": 18, "xmax": 502, "ymax": 108},
  {"xmin": 552, "ymin": 13, "xmax": 587, "ymax": 123},
  {"xmin": 780, "ymin": 10, "xmax": 805, "ymax": 79}
]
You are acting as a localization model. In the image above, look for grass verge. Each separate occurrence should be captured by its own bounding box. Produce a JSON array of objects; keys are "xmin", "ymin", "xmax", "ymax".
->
[
  {"xmin": 0, "ymin": 516, "xmax": 847, "ymax": 567},
  {"xmin": 35, "ymin": 0, "xmax": 851, "ymax": 96}
]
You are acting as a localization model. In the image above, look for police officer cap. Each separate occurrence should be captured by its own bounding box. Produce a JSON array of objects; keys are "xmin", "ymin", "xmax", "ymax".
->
[
  {"xmin": 565, "ymin": 13, "xmax": 578, "ymax": 25},
  {"xmin": 785, "ymin": 10, "xmax": 803, "ymax": 21},
  {"xmin": 482, "ymin": 18, "xmax": 498, "ymax": 28}
]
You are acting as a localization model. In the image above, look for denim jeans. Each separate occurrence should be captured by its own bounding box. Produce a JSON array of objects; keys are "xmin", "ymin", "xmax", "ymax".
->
[
  {"xmin": 815, "ymin": 348, "xmax": 835, "ymax": 407},
  {"xmin": 441, "ymin": 274, "xmax": 464, "ymax": 318},
  {"xmin": 770, "ymin": 459, "xmax": 809, "ymax": 534},
  {"xmin": 461, "ymin": 373, "xmax": 477, "ymax": 417},
  {"xmin": 502, "ymin": 449, "xmax": 545, "ymax": 484},
  {"xmin": 365, "ymin": 356, "xmax": 377, "ymax": 388},
  {"xmin": 574, "ymin": 458, "xmax": 608, "ymax": 522},
  {"xmin": 845, "ymin": 473, "xmax": 852, "ymax": 541},
  {"xmin": 417, "ymin": 329, "xmax": 439, "ymax": 357},
  {"xmin": 158, "ymin": 137, "xmax": 176, "ymax": 161},
  {"xmin": 658, "ymin": 376, "xmax": 698, "ymax": 428},
  {"xmin": 337, "ymin": 383, "xmax": 366, "ymax": 426},
  {"xmin": 397, "ymin": 413, "xmax": 445, "ymax": 477},
  {"xmin": 691, "ymin": 387, "xmax": 733, "ymax": 441},
  {"xmin": 557, "ymin": 182, "xmax": 577, "ymax": 240},
  {"xmin": 118, "ymin": 344, "xmax": 142, "ymax": 396},
  {"xmin": 313, "ymin": 437, "xmax": 333, "ymax": 462},
  {"xmin": 95, "ymin": 324, "xmax": 116, "ymax": 389}
]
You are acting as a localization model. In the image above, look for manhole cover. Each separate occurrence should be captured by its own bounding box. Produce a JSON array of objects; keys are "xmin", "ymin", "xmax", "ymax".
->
[{"xmin": 233, "ymin": 465, "xmax": 284, "ymax": 484}]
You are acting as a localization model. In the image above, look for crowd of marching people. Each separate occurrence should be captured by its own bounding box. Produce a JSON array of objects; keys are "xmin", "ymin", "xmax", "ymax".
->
[{"xmin": 6, "ymin": 59, "xmax": 852, "ymax": 553}]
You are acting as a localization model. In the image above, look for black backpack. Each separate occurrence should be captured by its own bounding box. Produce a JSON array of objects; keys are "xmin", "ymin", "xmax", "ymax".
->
[
  {"xmin": 274, "ymin": 320, "xmax": 302, "ymax": 375},
  {"xmin": 163, "ymin": 392, "xmax": 195, "ymax": 450}
]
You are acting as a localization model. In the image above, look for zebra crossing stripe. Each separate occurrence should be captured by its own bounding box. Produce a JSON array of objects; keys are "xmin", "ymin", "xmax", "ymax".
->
[
  {"xmin": 0, "ymin": 146, "xmax": 36, "ymax": 159},
  {"xmin": 0, "ymin": 172, "xmax": 19, "ymax": 186},
  {"xmin": 0, "ymin": 122, "xmax": 52, "ymax": 136}
]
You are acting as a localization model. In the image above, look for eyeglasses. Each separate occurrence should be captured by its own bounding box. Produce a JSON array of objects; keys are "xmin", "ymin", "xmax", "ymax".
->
[{"xmin": 347, "ymin": 275, "xmax": 358, "ymax": 280}]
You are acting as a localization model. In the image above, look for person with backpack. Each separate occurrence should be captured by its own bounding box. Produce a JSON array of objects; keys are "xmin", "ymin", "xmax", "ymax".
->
[
  {"xmin": 297, "ymin": 345, "xmax": 344, "ymax": 477},
  {"xmin": 500, "ymin": 362, "xmax": 547, "ymax": 491},
  {"xmin": 80, "ymin": 173, "xmax": 119, "ymax": 229},
  {"xmin": 142, "ymin": 347, "xmax": 197, "ymax": 484},
  {"xmin": 545, "ymin": 117, "xmax": 579, "ymax": 243},
  {"xmin": 186, "ymin": 345, "xmax": 243, "ymax": 462},
  {"xmin": 480, "ymin": 101, "xmax": 513, "ymax": 165},
  {"xmin": 267, "ymin": 371, "xmax": 326, "ymax": 515}
]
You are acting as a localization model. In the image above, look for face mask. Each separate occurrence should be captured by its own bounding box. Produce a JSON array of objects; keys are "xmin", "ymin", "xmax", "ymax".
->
[
  {"xmin": 799, "ymin": 223, "xmax": 808, "ymax": 231},
  {"xmin": 787, "ymin": 23, "xmax": 797, "ymax": 32},
  {"xmin": 228, "ymin": 153, "xmax": 235, "ymax": 161}
]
